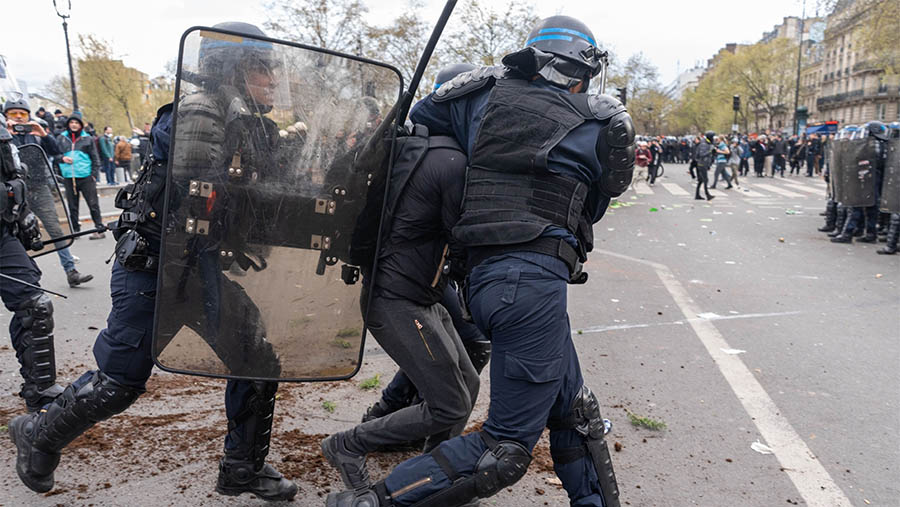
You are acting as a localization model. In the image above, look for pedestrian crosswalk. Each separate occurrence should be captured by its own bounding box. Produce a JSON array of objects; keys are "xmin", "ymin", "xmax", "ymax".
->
[{"xmin": 629, "ymin": 175, "xmax": 826, "ymax": 203}]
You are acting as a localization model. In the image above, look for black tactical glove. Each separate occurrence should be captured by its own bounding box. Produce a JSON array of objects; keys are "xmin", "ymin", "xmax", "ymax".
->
[{"xmin": 16, "ymin": 211, "xmax": 43, "ymax": 251}]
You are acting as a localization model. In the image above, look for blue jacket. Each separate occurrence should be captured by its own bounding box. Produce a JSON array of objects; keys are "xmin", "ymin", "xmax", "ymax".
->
[{"xmin": 57, "ymin": 130, "xmax": 100, "ymax": 179}]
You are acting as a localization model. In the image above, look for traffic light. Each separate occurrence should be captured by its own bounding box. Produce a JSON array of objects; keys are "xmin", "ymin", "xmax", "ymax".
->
[
  {"xmin": 617, "ymin": 87, "xmax": 627, "ymax": 106},
  {"xmin": 732, "ymin": 94, "xmax": 741, "ymax": 112}
]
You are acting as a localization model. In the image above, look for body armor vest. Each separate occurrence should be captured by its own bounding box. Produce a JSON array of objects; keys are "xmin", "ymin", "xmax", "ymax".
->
[{"xmin": 453, "ymin": 79, "xmax": 597, "ymax": 274}]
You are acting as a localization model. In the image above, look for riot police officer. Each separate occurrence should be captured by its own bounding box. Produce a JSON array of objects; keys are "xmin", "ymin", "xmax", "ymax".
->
[
  {"xmin": 4, "ymin": 97, "xmax": 94, "ymax": 287},
  {"xmin": 832, "ymin": 122, "xmax": 889, "ymax": 244},
  {"xmin": 327, "ymin": 15, "xmax": 631, "ymax": 507},
  {"xmin": 1, "ymin": 113, "xmax": 65, "ymax": 414},
  {"xmin": 8, "ymin": 22, "xmax": 297, "ymax": 501}
]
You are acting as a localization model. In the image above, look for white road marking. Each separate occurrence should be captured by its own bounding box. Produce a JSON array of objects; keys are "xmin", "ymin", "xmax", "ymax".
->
[
  {"xmin": 593, "ymin": 249, "xmax": 852, "ymax": 507},
  {"xmin": 576, "ymin": 310, "xmax": 802, "ymax": 334},
  {"xmin": 633, "ymin": 181, "xmax": 654, "ymax": 195},
  {"xmin": 662, "ymin": 183, "xmax": 690, "ymax": 196},
  {"xmin": 737, "ymin": 188, "xmax": 769, "ymax": 198},
  {"xmin": 782, "ymin": 182, "xmax": 822, "ymax": 194},
  {"xmin": 707, "ymin": 188, "xmax": 730, "ymax": 197},
  {"xmin": 753, "ymin": 183, "xmax": 806, "ymax": 198}
]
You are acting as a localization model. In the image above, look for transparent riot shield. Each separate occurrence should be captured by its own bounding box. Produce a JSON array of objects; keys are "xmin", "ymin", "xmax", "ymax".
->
[
  {"xmin": 152, "ymin": 27, "xmax": 403, "ymax": 381},
  {"xmin": 834, "ymin": 138, "xmax": 878, "ymax": 207},
  {"xmin": 880, "ymin": 138, "xmax": 900, "ymax": 213},
  {"xmin": 16, "ymin": 144, "xmax": 75, "ymax": 257}
]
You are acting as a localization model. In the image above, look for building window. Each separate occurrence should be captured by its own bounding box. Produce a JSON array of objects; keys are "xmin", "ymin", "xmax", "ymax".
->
[{"xmin": 877, "ymin": 103, "xmax": 887, "ymax": 120}]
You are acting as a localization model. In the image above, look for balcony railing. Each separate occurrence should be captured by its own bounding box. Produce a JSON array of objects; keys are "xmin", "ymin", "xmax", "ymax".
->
[{"xmin": 816, "ymin": 87, "xmax": 898, "ymax": 107}]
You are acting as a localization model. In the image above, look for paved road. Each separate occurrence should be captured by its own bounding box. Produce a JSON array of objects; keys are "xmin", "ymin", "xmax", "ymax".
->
[{"xmin": 1, "ymin": 163, "xmax": 896, "ymax": 506}]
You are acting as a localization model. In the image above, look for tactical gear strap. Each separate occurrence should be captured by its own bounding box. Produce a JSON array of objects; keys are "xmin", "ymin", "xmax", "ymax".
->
[{"xmin": 468, "ymin": 236, "xmax": 580, "ymax": 276}]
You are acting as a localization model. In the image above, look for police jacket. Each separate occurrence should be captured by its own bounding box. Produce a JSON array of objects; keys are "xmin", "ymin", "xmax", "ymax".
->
[
  {"xmin": 56, "ymin": 129, "xmax": 100, "ymax": 179},
  {"xmin": 409, "ymin": 68, "xmax": 634, "ymax": 275},
  {"xmin": 9, "ymin": 132, "xmax": 60, "ymax": 184},
  {"xmin": 370, "ymin": 128, "xmax": 467, "ymax": 305}
]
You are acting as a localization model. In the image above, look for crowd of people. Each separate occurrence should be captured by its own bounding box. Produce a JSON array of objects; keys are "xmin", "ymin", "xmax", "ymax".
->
[{"xmin": 3, "ymin": 15, "xmax": 627, "ymax": 507}]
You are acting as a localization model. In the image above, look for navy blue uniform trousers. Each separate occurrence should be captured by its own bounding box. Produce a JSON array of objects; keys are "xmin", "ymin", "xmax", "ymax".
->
[
  {"xmin": 0, "ymin": 229, "xmax": 44, "ymax": 381},
  {"xmin": 78, "ymin": 261, "xmax": 267, "ymax": 452},
  {"xmin": 383, "ymin": 253, "xmax": 605, "ymax": 506}
]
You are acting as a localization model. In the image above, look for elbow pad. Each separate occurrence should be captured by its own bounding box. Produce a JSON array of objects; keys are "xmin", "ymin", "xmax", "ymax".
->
[{"xmin": 597, "ymin": 110, "xmax": 635, "ymax": 198}]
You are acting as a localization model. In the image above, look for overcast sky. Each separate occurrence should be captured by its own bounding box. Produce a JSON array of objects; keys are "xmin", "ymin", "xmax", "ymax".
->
[{"xmin": 4, "ymin": 0, "xmax": 810, "ymax": 96}]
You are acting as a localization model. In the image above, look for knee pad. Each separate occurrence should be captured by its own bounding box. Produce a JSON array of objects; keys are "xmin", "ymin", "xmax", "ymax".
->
[
  {"xmin": 472, "ymin": 438, "xmax": 531, "ymax": 497},
  {"xmin": 15, "ymin": 293, "xmax": 54, "ymax": 336}
]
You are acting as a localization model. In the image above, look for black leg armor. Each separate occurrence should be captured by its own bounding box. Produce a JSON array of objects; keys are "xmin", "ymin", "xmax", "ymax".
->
[
  {"xmin": 409, "ymin": 432, "xmax": 531, "ymax": 507},
  {"xmin": 13, "ymin": 293, "xmax": 64, "ymax": 412},
  {"xmin": 828, "ymin": 205, "xmax": 848, "ymax": 237},
  {"xmin": 547, "ymin": 385, "xmax": 620, "ymax": 507},
  {"xmin": 878, "ymin": 213, "xmax": 899, "ymax": 255},
  {"xmin": 9, "ymin": 370, "xmax": 143, "ymax": 493},
  {"xmin": 817, "ymin": 200, "xmax": 838, "ymax": 233},
  {"xmin": 463, "ymin": 339, "xmax": 492, "ymax": 374},
  {"xmin": 217, "ymin": 381, "xmax": 297, "ymax": 501},
  {"xmin": 224, "ymin": 381, "xmax": 277, "ymax": 468}
]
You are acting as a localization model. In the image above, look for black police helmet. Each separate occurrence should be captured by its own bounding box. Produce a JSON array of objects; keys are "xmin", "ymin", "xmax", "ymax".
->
[
  {"xmin": 198, "ymin": 22, "xmax": 276, "ymax": 82},
  {"xmin": 704, "ymin": 131, "xmax": 716, "ymax": 143},
  {"xmin": 865, "ymin": 121, "xmax": 889, "ymax": 141},
  {"xmin": 433, "ymin": 63, "xmax": 477, "ymax": 91},
  {"xmin": 524, "ymin": 16, "xmax": 602, "ymax": 81},
  {"xmin": 3, "ymin": 97, "xmax": 30, "ymax": 115}
]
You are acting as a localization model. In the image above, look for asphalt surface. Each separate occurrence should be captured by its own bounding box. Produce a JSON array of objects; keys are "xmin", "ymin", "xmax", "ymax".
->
[{"xmin": 1, "ymin": 163, "xmax": 897, "ymax": 506}]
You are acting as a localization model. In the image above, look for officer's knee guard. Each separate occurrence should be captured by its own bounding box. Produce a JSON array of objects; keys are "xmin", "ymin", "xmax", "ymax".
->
[
  {"xmin": 548, "ymin": 385, "xmax": 620, "ymax": 507},
  {"xmin": 463, "ymin": 339, "xmax": 492, "ymax": 374},
  {"xmin": 410, "ymin": 432, "xmax": 531, "ymax": 507},
  {"xmin": 226, "ymin": 381, "xmax": 278, "ymax": 469},
  {"xmin": 14, "ymin": 293, "xmax": 64, "ymax": 409},
  {"xmin": 33, "ymin": 370, "xmax": 143, "ymax": 453}
]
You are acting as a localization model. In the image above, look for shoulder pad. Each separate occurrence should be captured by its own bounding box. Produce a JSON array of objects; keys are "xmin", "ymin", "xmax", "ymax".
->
[
  {"xmin": 433, "ymin": 66, "xmax": 508, "ymax": 103},
  {"xmin": 587, "ymin": 94, "xmax": 627, "ymax": 121},
  {"xmin": 178, "ymin": 92, "xmax": 223, "ymax": 120}
]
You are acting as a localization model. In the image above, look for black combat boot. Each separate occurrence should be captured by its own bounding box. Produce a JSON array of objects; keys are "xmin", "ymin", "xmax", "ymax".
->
[
  {"xmin": 877, "ymin": 213, "xmax": 899, "ymax": 255},
  {"xmin": 66, "ymin": 269, "xmax": 94, "ymax": 287},
  {"xmin": 817, "ymin": 201, "xmax": 838, "ymax": 233},
  {"xmin": 858, "ymin": 231, "xmax": 877, "ymax": 243},
  {"xmin": 828, "ymin": 206, "xmax": 848, "ymax": 237},
  {"xmin": 216, "ymin": 382, "xmax": 297, "ymax": 501},
  {"xmin": 14, "ymin": 293, "xmax": 64, "ymax": 412},
  {"xmin": 9, "ymin": 371, "xmax": 142, "ymax": 493}
]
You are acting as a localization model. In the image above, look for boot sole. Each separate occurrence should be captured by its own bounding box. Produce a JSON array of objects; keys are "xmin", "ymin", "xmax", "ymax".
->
[
  {"xmin": 9, "ymin": 416, "xmax": 55, "ymax": 494},
  {"xmin": 215, "ymin": 484, "xmax": 298, "ymax": 502}
]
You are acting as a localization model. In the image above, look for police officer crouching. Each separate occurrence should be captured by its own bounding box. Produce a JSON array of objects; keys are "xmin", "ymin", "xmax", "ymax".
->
[
  {"xmin": 1, "ymin": 113, "xmax": 66, "ymax": 413},
  {"xmin": 328, "ymin": 15, "xmax": 632, "ymax": 507},
  {"xmin": 8, "ymin": 22, "xmax": 297, "ymax": 501}
]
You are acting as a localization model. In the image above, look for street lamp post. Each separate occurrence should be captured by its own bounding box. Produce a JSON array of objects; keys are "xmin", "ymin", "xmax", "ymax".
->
[
  {"xmin": 792, "ymin": 0, "xmax": 806, "ymax": 136},
  {"xmin": 53, "ymin": 0, "xmax": 78, "ymax": 112}
]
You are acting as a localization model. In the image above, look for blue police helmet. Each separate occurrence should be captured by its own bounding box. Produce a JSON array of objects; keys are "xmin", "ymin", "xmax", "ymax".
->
[
  {"xmin": 433, "ymin": 63, "xmax": 477, "ymax": 91},
  {"xmin": 864, "ymin": 121, "xmax": 889, "ymax": 141},
  {"xmin": 198, "ymin": 22, "xmax": 276, "ymax": 81},
  {"xmin": 524, "ymin": 16, "xmax": 603, "ymax": 80}
]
